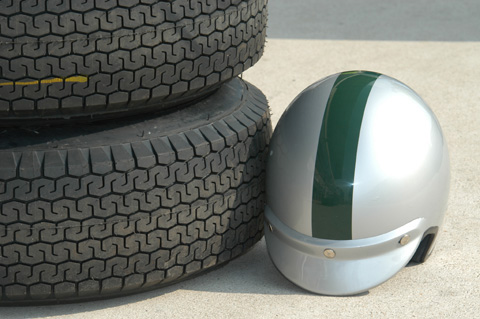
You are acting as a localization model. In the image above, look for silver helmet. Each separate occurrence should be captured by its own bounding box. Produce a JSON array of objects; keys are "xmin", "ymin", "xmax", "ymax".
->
[{"xmin": 265, "ymin": 71, "xmax": 450, "ymax": 295}]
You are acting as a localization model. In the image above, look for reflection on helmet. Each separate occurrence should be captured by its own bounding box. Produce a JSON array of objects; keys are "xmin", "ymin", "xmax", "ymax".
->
[{"xmin": 265, "ymin": 71, "xmax": 450, "ymax": 296}]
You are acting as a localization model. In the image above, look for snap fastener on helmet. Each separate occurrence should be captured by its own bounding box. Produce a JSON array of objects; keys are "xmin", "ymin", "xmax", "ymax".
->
[
  {"xmin": 400, "ymin": 234, "xmax": 411, "ymax": 246},
  {"xmin": 264, "ymin": 70, "xmax": 450, "ymax": 296},
  {"xmin": 323, "ymin": 249, "xmax": 336, "ymax": 259}
]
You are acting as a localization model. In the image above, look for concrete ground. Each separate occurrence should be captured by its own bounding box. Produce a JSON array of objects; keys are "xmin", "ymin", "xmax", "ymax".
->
[{"xmin": 2, "ymin": 0, "xmax": 479, "ymax": 318}]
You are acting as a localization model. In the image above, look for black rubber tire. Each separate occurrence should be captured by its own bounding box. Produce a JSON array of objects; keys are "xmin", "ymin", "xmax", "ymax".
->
[
  {"xmin": 0, "ymin": 77, "xmax": 272, "ymax": 304},
  {"xmin": 0, "ymin": 0, "xmax": 267, "ymax": 123}
]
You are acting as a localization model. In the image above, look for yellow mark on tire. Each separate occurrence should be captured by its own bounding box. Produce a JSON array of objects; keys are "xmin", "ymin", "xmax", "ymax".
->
[{"xmin": 0, "ymin": 76, "xmax": 88, "ymax": 86}]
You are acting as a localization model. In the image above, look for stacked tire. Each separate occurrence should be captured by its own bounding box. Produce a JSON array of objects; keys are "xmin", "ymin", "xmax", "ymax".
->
[{"xmin": 0, "ymin": 0, "xmax": 271, "ymax": 304}]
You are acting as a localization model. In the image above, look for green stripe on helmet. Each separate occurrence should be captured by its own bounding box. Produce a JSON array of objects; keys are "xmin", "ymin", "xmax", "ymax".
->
[{"xmin": 312, "ymin": 71, "xmax": 380, "ymax": 240}]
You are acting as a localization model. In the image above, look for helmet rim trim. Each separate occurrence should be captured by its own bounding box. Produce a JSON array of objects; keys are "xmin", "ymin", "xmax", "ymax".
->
[{"xmin": 265, "ymin": 206, "xmax": 428, "ymax": 295}]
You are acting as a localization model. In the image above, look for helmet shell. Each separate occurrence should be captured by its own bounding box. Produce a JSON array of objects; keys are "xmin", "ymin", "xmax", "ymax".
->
[{"xmin": 265, "ymin": 71, "xmax": 450, "ymax": 295}]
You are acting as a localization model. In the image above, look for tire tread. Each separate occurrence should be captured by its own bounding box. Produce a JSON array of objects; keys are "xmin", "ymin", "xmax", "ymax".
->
[
  {"xmin": 0, "ymin": 79, "xmax": 272, "ymax": 304},
  {"xmin": 0, "ymin": 0, "xmax": 268, "ymax": 120}
]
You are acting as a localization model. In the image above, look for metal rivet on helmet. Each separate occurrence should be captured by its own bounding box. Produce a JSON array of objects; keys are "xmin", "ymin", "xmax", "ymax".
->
[
  {"xmin": 323, "ymin": 249, "xmax": 336, "ymax": 259},
  {"xmin": 400, "ymin": 235, "xmax": 411, "ymax": 246}
]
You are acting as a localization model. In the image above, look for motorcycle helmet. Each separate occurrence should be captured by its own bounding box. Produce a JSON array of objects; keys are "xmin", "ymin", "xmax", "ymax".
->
[{"xmin": 264, "ymin": 70, "xmax": 450, "ymax": 295}]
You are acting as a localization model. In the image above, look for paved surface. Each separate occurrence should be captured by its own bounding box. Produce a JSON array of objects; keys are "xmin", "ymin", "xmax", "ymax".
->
[
  {"xmin": 268, "ymin": 0, "xmax": 480, "ymax": 41},
  {"xmin": 2, "ymin": 1, "xmax": 479, "ymax": 318}
]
